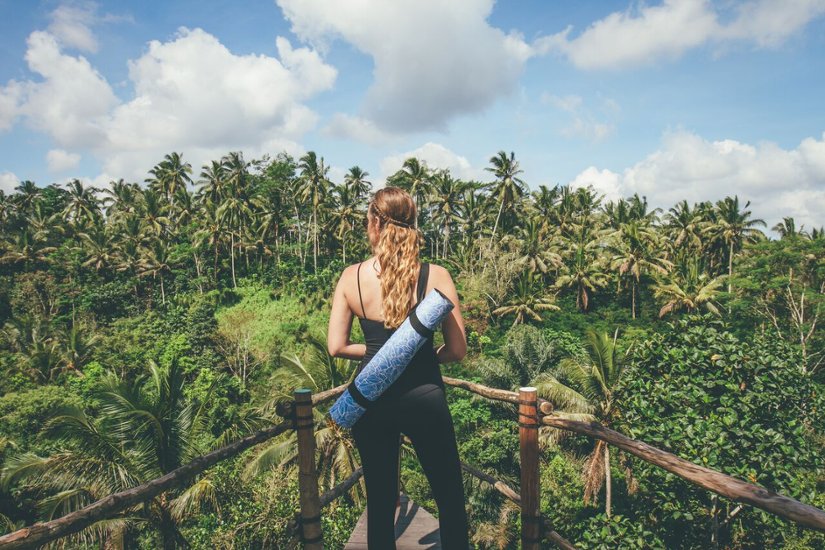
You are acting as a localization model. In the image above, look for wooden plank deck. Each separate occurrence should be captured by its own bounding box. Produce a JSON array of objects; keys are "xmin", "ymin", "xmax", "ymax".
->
[{"xmin": 344, "ymin": 493, "xmax": 441, "ymax": 549}]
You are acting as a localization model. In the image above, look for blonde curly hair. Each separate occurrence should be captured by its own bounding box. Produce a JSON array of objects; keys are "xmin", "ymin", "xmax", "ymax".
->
[{"xmin": 368, "ymin": 187, "xmax": 423, "ymax": 329}]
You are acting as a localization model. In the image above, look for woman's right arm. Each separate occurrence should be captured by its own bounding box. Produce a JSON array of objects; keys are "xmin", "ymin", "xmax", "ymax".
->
[{"xmin": 431, "ymin": 265, "xmax": 467, "ymax": 363}]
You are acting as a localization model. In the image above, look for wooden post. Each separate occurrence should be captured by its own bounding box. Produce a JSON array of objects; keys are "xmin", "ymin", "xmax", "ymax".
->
[
  {"xmin": 294, "ymin": 388, "xmax": 323, "ymax": 549},
  {"xmin": 519, "ymin": 387, "xmax": 541, "ymax": 550}
]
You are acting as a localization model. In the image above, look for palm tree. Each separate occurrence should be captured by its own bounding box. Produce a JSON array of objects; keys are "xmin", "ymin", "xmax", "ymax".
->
[
  {"xmin": 216, "ymin": 154, "xmax": 256, "ymax": 288},
  {"xmin": 139, "ymin": 239, "xmax": 173, "ymax": 304},
  {"xmin": 298, "ymin": 152, "xmax": 331, "ymax": 273},
  {"xmin": 510, "ymin": 216, "xmax": 562, "ymax": 277},
  {"xmin": 328, "ymin": 182, "xmax": 362, "ymax": 263},
  {"xmin": 704, "ymin": 196, "xmax": 766, "ymax": 299},
  {"xmin": 429, "ymin": 169, "xmax": 466, "ymax": 259},
  {"xmin": 139, "ymin": 189, "xmax": 171, "ymax": 238},
  {"xmin": 62, "ymin": 179, "xmax": 101, "ymax": 229},
  {"xmin": 485, "ymin": 150, "xmax": 526, "ymax": 246},
  {"xmin": 247, "ymin": 335, "xmax": 367, "ymax": 505},
  {"xmin": 665, "ymin": 200, "xmax": 704, "ymax": 254},
  {"xmin": 344, "ymin": 165, "xmax": 372, "ymax": 201},
  {"xmin": 387, "ymin": 157, "xmax": 430, "ymax": 215},
  {"xmin": 537, "ymin": 329, "xmax": 632, "ymax": 517},
  {"xmin": 0, "ymin": 227, "xmax": 57, "ymax": 268},
  {"xmin": 147, "ymin": 152, "xmax": 192, "ymax": 206},
  {"xmin": 772, "ymin": 217, "xmax": 804, "ymax": 239},
  {"xmin": 492, "ymin": 273, "xmax": 560, "ymax": 326},
  {"xmin": 653, "ymin": 256, "xmax": 725, "ymax": 318},
  {"xmin": 555, "ymin": 229, "xmax": 609, "ymax": 312},
  {"xmin": 57, "ymin": 322, "xmax": 100, "ymax": 376},
  {"xmin": 3, "ymin": 359, "xmax": 221, "ymax": 549},
  {"xmin": 79, "ymin": 222, "xmax": 117, "ymax": 273},
  {"xmin": 608, "ymin": 221, "xmax": 673, "ymax": 319},
  {"xmin": 102, "ymin": 179, "xmax": 138, "ymax": 220},
  {"xmin": 12, "ymin": 180, "xmax": 41, "ymax": 215}
]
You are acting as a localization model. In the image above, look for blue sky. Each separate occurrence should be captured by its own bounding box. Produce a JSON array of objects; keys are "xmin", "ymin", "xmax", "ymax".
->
[{"xmin": 1, "ymin": 0, "xmax": 824, "ymax": 229}]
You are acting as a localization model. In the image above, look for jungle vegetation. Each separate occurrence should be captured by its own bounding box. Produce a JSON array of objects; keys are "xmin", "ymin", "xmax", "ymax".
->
[{"xmin": 0, "ymin": 149, "xmax": 822, "ymax": 549}]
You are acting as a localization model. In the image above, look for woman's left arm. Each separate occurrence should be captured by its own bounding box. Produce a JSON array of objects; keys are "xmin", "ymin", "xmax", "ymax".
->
[{"xmin": 327, "ymin": 269, "xmax": 366, "ymax": 360}]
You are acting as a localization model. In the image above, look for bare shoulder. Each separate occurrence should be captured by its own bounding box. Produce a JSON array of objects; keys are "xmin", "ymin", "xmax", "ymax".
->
[{"xmin": 428, "ymin": 263, "xmax": 455, "ymax": 285}]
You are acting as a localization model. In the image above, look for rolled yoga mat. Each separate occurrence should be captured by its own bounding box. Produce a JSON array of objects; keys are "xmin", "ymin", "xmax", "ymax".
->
[{"xmin": 329, "ymin": 287, "xmax": 454, "ymax": 429}]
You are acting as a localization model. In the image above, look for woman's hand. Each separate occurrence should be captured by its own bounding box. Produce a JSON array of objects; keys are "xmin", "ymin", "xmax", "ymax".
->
[{"xmin": 327, "ymin": 266, "xmax": 367, "ymax": 361}]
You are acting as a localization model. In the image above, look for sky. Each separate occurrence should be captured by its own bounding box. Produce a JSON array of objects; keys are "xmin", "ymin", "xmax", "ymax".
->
[{"xmin": 1, "ymin": 0, "xmax": 824, "ymax": 231}]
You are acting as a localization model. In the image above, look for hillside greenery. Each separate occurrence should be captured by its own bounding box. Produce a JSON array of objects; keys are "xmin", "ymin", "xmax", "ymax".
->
[{"xmin": 0, "ymin": 149, "xmax": 823, "ymax": 549}]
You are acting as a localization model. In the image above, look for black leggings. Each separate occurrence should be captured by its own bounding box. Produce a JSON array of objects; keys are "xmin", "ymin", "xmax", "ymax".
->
[{"xmin": 351, "ymin": 383, "xmax": 470, "ymax": 549}]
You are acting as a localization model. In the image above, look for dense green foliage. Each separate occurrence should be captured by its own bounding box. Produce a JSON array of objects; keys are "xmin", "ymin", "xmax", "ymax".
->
[{"xmin": 0, "ymin": 149, "xmax": 822, "ymax": 548}]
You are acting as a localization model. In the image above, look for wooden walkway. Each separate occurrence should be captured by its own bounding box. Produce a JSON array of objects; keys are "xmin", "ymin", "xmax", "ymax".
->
[{"xmin": 345, "ymin": 493, "xmax": 442, "ymax": 549}]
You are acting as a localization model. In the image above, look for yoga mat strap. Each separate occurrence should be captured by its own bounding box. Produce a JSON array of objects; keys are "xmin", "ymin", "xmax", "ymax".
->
[
  {"xmin": 409, "ymin": 307, "xmax": 434, "ymax": 339},
  {"xmin": 347, "ymin": 379, "xmax": 373, "ymax": 409}
]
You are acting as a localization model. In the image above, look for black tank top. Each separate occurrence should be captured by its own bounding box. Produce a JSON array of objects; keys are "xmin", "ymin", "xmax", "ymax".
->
[{"xmin": 355, "ymin": 261, "xmax": 445, "ymax": 401}]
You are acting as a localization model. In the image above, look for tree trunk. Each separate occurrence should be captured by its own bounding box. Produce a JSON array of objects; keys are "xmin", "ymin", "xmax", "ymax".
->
[
  {"xmin": 313, "ymin": 206, "xmax": 318, "ymax": 273},
  {"xmin": 193, "ymin": 253, "xmax": 203, "ymax": 294},
  {"xmin": 728, "ymin": 241, "xmax": 734, "ymax": 314},
  {"xmin": 230, "ymin": 232, "xmax": 237, "ymax": 288},
  {"xmin": 631, "ymin": 281, "xmax": 636, "ymax": 320},
  {"xmin": 605, "ymin": 443, "xmax": 612, "ymax": 518},
  {"xmin": 159, "ymin": 273, "xmax": 165, "ymax": 305},
  {"xmin": 489, "ymin": 198, "xmax": 505, "ymax": 247}
]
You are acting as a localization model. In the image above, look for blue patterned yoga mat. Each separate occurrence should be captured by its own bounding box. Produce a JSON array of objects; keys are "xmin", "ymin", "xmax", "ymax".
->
[{"xmin": 329, "ymin": 288, "xmax": 454, "ymax": 429}]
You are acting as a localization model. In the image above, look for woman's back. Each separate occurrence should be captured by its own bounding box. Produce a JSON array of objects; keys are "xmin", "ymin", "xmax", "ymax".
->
[{"xmin": 355, "ymin": 261, "xmax": 445, "ymax": 402}]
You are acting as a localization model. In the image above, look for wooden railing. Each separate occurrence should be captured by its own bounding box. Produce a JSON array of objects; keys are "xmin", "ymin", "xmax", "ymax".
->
[{"xmin": 2, "ymin": 375, "xmax": 824, "ymax": 549}]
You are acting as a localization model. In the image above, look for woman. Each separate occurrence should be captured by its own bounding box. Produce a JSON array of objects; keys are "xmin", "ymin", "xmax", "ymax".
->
[{"xmin": 327, "ymin": 186, "xmax": 470, "ymax": 549}]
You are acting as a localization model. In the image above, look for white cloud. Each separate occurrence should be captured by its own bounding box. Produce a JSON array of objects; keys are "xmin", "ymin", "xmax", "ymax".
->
[
  {"xmin": 48, "ymin": 2, "xmax": 99, "ymax": 52},
  {"xmin": 277, "ymin": 0, "xmax": 533, "ymax": 132},
  {"xmin": 2, "ymin": 18, "xmax": 335, "ymax": 183},
  {"xmin": 567, "ymin": 130, "xmax": 825, "ymax": 230},
  {"xmin": 18, "ymin": 30, "xmax": 118, "ymax": 147},
  {"xmin": 321, "ymin": 114, "xmax": 399, "ymax": 146},
  {"xmin": 0, "ymin": 172, "xmax": 20, "ymax": 194},
  {"xmin": 46, "ymin": 149, "xmax": 81, "ymax": 172},
  {"xmin": 379, "ymin": 142, "xmax": 485, "ymax": 183},
  {"xmin": 722, "ymin": 0, "xmax": 825, "ymax": 47},
  {"xmin": 537, "ymin": 0, "xmax": 825, "ymax": 70},
  {"xmin": 0, "ymin": 80, "xmax": 23, "ymax": 131},
  {"xmin": 100, "ymin": 27, "xmax": 335, "ymax": 178}
]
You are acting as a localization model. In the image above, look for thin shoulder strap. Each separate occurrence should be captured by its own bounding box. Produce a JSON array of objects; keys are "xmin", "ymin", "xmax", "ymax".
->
[
  {"xmin": 416, "ymin": 262, "xmax": 430, "ymax": 302},
  {"xmin": 356, "ymin": 262, "xmax": 367, "ymax": 319}
]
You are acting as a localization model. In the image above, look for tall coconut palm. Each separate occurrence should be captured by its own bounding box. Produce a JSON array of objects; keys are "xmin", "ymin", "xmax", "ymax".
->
[
  {"xmin": 344, "ymin": 165, "xmax": 372, "ymax": 201},
  {"xmin": 101, "ymin": 179, "xmax": 138, "ymax": 221},
  {"xmin": 665, "ymin": 200, "xmax": 705, "ymax": 254},
  {"xmin": 772, "ymin": 216, "xmax": 803, "ymax": 239},
  {"xmin": 387, "ymin": 157, "xmax": 430, "ymax": 215},
  {"xmin": 429, "ymin": 170, "xmax": 466, "ymax": 259},
  {"xmin": 79, "ymin": 222, "xmax": 118, "ymax": 273},
  {"xmin": 510, "ymin": 216, "xmax": 562, "ymax": 277},
  {"xmin": 485, "ymin": 150, "xmax": 526, "ymax": 246},
  {"xmin": 608, "ymin": 221, "xmax": 673, "ymax": 319},
  {"xmin": 555, "ymin": 229, "xmax": 609, "ymax": 312},
  {"xmin": 704, "ymin": 196, "xmax": 766, "ymax": 298},
  {"xmin": 138, "ymin": 239, "xmax": 173, "ymax": 305},
  {"xmin": 62, "ymin": 179, "xmax": 101, "ymax": 229},
  {"xmin": 298, "ymin": 151, "xmax": 331, "ymax": 273},
  {"xmin": 147, "ymin": 152, "xmax": 192, "ymax": 206},
  {"xmin": 2, "ymin": 358, "xmax": 221, "ymax": 549},
  {"xmin": 328, "ymin": 182, "xmax": 362, "ymax": 263}
]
